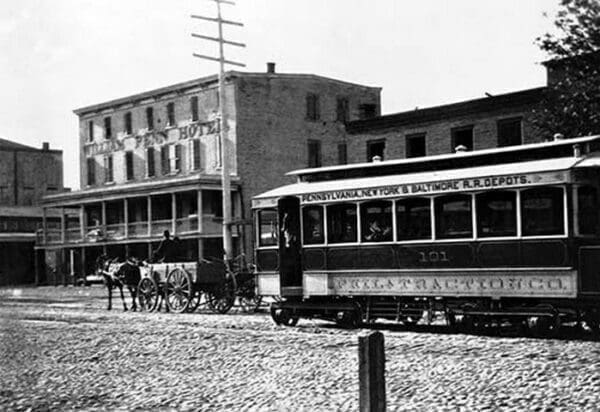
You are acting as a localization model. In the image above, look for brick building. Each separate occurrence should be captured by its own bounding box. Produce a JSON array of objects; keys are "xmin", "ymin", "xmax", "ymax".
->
[
  {"xmin": 0, "ymin": 138, "xmax": 63, "ymax": 285},
  {"xmin": 36, "ymin": 65, "xmax": 380, "ymax": 281}
]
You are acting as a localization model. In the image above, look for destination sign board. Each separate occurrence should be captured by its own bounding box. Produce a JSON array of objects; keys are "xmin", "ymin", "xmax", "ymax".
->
[
  {"xmin": 300, "ymin": 171, "xmax": 567, "ymax": 204},
  {"xmin": 303, "ymin": 270, "xmax": 577, "ymax": 298}
]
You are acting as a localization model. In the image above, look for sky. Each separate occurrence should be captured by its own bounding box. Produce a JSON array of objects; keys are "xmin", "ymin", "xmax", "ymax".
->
[{"xmin": 0, "ymin": 0, "xmax": 560, "ymax": 190}]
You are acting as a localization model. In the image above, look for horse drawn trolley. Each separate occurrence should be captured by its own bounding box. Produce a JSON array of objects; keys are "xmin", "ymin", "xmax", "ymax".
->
[{"xmin": 136, "ymin": 256, "xmax": 260, "ymax": 314}]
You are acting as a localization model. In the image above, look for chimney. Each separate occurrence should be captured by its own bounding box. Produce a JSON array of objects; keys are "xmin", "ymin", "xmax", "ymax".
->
[
  {"xmin": 42, "ymin": 142, "xmax": 49, "ymax": 151},
  {"xmin": 267, "ymin": 62, "xmax": 276, "ymax": 74}
]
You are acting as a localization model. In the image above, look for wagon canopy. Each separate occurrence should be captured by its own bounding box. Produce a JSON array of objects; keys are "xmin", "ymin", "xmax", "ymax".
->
[{"xmin": 252, "ymin": 154, "xmax": 600, "ymax": 208}]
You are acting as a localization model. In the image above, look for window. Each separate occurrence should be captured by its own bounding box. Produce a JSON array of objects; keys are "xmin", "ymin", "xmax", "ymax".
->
[
  {"xmin": 578, "ymin": 186, "xmax": 599, "ymax": 235},
  {"xmin": 161, "ymin": 145, "xmax": 170, "ymax": 175},
  {"xmin": 173, "ymin": 144, "xmax": 181, "ymax": 172},
  {"xmin": 191, "ymin": 139, "xmax": 201, "ymax": 170},
  {"xmin": 303, "ymin": 206, "xmax": 324, "ymax": 245},
  {"xmin": 367, "ymin": 139, "xmax": 385, "ymax": 162},
  {"xmin": 147, "ymin": 147, "xmax": 155, "ymax": 177},
  {"xmin": 203, "ymin": 190, "xmax": 223, "ymax": 217},
  {"xmin": 104, "ymin": 155, "xmax": 113, "ymax": 183},
  {"xmin": 435, "ymin": 194, "xmax": 473, "ymax": 239},
  {"xmin": 104, "ymin": 117, "xmax": 112, "ymax": 139},
  {"xmin": 497, "ymin": 117, "xmax": 522, "ymax": 147},
  {"xmin": 327, "ymin": 203, "xmax": 357, "ymax": 243},
  {"xmin": 308, "ymin": 139, "xmax": 321, "ymax": 168},
  {"xmin": 167, "ymin": 102, "xmax": 175, "ymax": 126},
  {"xmin": 306, "ymin": 93, "xmax": 320, "ymax": 121},
  {"xmin": 451, "ymin": 126, "xmax": 473, "ymax": 151},
  {"xmin": 191, "ymin": 96, "xmax": 199, "ymax": 122},
  {"xmin": 124, "ymin": 112, "xmax": 132, "ymax": 135},
  {"xmin": 396, "ymin": 198, "xmax": 431, "ymax": 240},
  {"xmin": 146, "ymin": 107, "xmax": 154, "ymax": 130},
  {"xmin": 336, "ymin": 97, "xmax": 349, "ymax": 122},
  {"xmin": 361, "ymin": 201, "xmax": 393, "ymax": 242},
  {"xmin": 406, "ymin": 133, "xmax": 426, "ymax": 158},
  {"xmin": 125, "ymin": 151, "xmax": 134, "ymax": 181},
  {"xmin": 476, "ymin": 191, "xmax": 517, "ymax": 237},
  {"xmin": 521, "ymin": 187, "xmax": 564, "ymax": 236},
  {"xmin": 337, "ymin": 142, "xmax": 347, "ymax": 165},
  {"xmin": 86, "ymin": 157, "xmax": 96, "ymax": 186},
  {"xmin": 258, "ymin": 209, "xmax": 278, "ymax": 246},
  {"xmin": 358, "ymin": 104, "xmax": 377, "ymax": 119},
  {"xmin": 88, "ymin": 121, "xmax": 94, "ymax": 142}
]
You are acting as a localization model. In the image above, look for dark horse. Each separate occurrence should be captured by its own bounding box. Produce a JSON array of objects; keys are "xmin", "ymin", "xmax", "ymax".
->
[{"xmin": 96, "ymin": 255, "xmax": 142, "ymax": 311}]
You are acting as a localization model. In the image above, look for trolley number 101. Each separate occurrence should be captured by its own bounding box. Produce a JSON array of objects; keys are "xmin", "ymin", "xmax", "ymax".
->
[{"xmin": 418, "ymin": 250, "xmax": 450, "ymax": 263}]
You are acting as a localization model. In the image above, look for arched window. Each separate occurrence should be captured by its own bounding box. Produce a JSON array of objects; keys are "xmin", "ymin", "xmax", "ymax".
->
[
  {"xmin": 435, "ymin": 194, "xmax": 473, "ymax": 239},
  {"xmin": 521, "ymin": 187, "xmax": 564, "ymax": 236},
  {"xmin": 361, "ymin": 200, "xmax": 393, "ymax": 242},
  {"xmin": 578, "ymin": 186, "xmax": 599, "ymax": 235},
  {"xmin": 476, "ymin": 191, "xmax": 517, "ymax": 237},
  {"xmin": 396, "ymin": 198, "xmax": 431, "ymax": 240},
  {"xmin": 302, "ymin": 206, "xmax": 324, "ymax": 244},
  {"xmin": 258, "ymin": 209, "xmax": 278, "ymax": 246},
  {"xmin": 327, "ymin": 203, "xmax": 357, "ymax": 243}
]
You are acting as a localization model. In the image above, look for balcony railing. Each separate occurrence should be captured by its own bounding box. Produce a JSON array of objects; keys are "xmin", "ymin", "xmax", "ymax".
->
[
  {"xmin": 176, "ymin": 216, "xmax": 198, "ymax": 234},
  {"xmin": 65, "ymin": 228, "xmax": 82, "ymax": 243},
  {"xmin": 151, "ymin": 219, "xmax": 172, "ymax": 237},
  {"xmin": 36, "ymin": 215, "xmax": 241, "ymax": 245},
  {"xmin": 128, "ymin": 221, "xmax": 148, "ymax": 238}
]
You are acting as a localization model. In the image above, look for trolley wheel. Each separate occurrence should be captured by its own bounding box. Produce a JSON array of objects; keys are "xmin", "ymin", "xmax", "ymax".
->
[
  {"xmin": 186, "ymin": 291, "xmax": 203, "ymax": 313},
  {"xmin": 270, "ymin": 307, "xmax": 299, "ymax": 327},
  {"xmin": 238, "ymin": 294, "xmax": 263, "ymax": 313},
  {"xmin": 335, "ymin": 310, "xmax": 360, "ymax": 329},
  {"xmin": 399, "ymin": 310, "xmax": 424, "ymax": 326},
  {"xmin": 137, "ymin": 276, "xmax": 159, "ymax": 312},
  {"xmin": 206, "ymin": 280, "xmax": 235, "ymax": 314},
  {"xmin": 165, "ymin": 268, "xmax": 193, "ymax": 313},
  {"xmin": 526, "ymin": 305, "xmax": 560, "ymax": 338},
  {"xmin": 583, "ymin": 308, "xmax": 600, "ymax": 335}
]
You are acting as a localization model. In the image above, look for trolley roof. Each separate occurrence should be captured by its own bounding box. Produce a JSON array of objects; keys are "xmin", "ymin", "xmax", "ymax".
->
[{"xmin": 253, "ymin": 152, "xmax": 600, "ymax": 208}]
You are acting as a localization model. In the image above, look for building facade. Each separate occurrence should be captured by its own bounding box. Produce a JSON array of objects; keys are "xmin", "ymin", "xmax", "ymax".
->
[
  {"xmin": 36, "ymin": 65, "xmax": 381, "ymax": 282},
  {"xmin": 0, "ymin": 139, "xmax": 63, "ymax": 285}
]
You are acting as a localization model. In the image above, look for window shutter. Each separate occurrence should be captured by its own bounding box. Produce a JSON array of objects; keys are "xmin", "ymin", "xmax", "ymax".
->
[
  {"xmin": 192, "ymin": 139, "xmax": 201, "ymax": 170},
  {"xmin": 161, "ymin": 145, "xmax": 170, "ymax": 175},
  {"xmin": 174, "ymin": 144, "xmax": 182, "ymax": 172}
]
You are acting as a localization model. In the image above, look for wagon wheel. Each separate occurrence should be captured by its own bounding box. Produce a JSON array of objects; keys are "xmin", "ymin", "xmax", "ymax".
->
[
  {"xmin": 206, "ymin": 280, "xmax": 235, "ymax": 314},
  {"xmin": 166, "ymin": 268, "xmax": 193, "ymax": 313},
  {"xmin": 238, "ymin": 294, "xmax": 263, "ymax": 313},
  {"xmin": 186, "ymin": 290, "xmax": 203, "ymax": 313},
  {"xmin": 137, "ymin": 276, "xmax": 159, "ymax": 312}
]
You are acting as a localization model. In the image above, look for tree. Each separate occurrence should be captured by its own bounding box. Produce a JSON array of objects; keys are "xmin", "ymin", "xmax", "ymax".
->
[{"xmin": 533, "ymin": 0, "xmax": 600, "ymax": 138}]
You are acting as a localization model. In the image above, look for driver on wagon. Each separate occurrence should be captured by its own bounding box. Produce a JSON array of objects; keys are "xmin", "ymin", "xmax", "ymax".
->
[{"xmin": 152, "ymin": 230, "xmax": 177, "ymax": 263}]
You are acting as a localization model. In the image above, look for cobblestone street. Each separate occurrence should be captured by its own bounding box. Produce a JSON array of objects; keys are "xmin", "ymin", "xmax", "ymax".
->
[{"xmin": 1, "ymin": 287, "xmax": 600, "ymax": 411}]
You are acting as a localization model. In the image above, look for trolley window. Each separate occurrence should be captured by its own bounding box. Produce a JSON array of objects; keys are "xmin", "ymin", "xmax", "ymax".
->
[
  {"xmin": 435, "ymin": 194, "xmax": 473, "ymax": 239},
  {"xmin": 521, "ymin": 187, "xmax": 564, "ymax": 236},
  {"xmin": 361, "ymin": 200, "xmax": 393, "ymax": 242},
  {"xmin": 327, "ymin": 203, "xmax": 357, "ymax": 243},
  {"xmin": 396, "ymin": 198, "xmax": 431, "ymax": 240},
  {"xmin": 303, "ymin": 206, "xmax": 325, "ymax": 244},
  {"xmin": 476, "ymin": 191, "xmax": 517, "ymax": 237},
  {"xmin": 258, "ymin": 209, "xmax": 278, "ymax": 246},
  {"xmin": 578, "ymin": 185, "xmax": 598, "ymax": 235}
]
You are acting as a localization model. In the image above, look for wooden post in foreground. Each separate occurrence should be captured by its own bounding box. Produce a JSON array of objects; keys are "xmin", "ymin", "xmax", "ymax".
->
[{"xmin": 359, "ymin": 331, "xmax": 386, "ymax": 412}]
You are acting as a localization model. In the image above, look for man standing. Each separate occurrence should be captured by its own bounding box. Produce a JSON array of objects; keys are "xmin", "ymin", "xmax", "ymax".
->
[{"xmin": 152, "ymin": 230, "xmax": 177, "ymax": 262}]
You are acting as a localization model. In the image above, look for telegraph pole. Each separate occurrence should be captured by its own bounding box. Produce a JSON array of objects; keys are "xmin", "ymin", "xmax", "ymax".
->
[{"xmin": 191, "ymin": 0, "xmax": 245, "ymax": 264}]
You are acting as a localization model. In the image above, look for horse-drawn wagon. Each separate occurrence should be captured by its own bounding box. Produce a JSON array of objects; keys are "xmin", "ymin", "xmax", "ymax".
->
[{"xmin": 136, "ymin": 256, "xmax": 261, "ymax": 314}]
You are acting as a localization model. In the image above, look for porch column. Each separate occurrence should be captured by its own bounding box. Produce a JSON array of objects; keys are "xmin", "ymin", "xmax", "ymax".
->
[
  {"xmin": 34, "ymin": 249, "xmax": 40, "ymax": 285},
  {"xmin": 42, "ymin": 207, "xmax": 47, "ymax": 244},
  {"xmin": 79, "ymin": 205, "xmax": 85, "ymax": 240},
  {"xmin": 197, "ymin": 190, "xmax": 203, "ymax": 233},
  {"xmin": 198, "ymin": 238, "xmax": 204, "ymax": 259},
  {"xmin": 101, "ymin": 201, "xmax": 107, "ymax": 233},
  {"xmin": 147, "ymin": 196, "xmax": 152, "ymax": 237},
  {"xmin": 81, "ymin": 247, "xmax": 86, "ymax": 279},
  {"xmin": 60, "ymin": 207, "xmax": 66, "ymax": 244},
  {"xmin": 124, "ymin": 198, "xmax": 129, "ymax": 238},
  {"xmin": 171, "ymin": 192, "xmax": 177, "ymax": 235}
]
